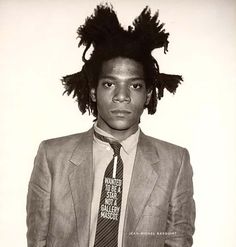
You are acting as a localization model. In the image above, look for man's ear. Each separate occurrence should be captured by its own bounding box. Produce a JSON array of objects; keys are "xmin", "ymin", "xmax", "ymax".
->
[
  {"xmin": 90, "ymin": 88, "xmax": 96, "ymax": 102},
  {"xmin": 145, "ymin": 90, "xmax": 153, "ymax": 105}
]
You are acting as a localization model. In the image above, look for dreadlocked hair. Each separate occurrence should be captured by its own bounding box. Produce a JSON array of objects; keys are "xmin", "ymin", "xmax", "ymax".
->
[{"xmin": 62, "ymin": 3, "xmax": 183, "ymax": 117}]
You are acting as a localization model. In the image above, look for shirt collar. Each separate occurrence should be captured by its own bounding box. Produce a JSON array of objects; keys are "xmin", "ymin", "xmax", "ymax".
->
[{"xmin": 93, "ymin": 122, "xmax": 140, "ymax": 154}]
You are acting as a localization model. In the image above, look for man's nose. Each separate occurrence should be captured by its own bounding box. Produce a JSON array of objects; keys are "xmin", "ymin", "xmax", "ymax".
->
[{"xmin": 112, "ymin": 86, "xmax": 131, "ymax": 103}]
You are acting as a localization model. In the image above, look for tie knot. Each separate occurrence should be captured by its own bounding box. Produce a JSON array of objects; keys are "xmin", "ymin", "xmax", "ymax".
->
[
  {"xmin": 94, "ymin": 130, "xmax": 122, "ymax": 156},
  {"xmin": 110, "ymin": 142, "xmax": 122, "ymax": 156}
]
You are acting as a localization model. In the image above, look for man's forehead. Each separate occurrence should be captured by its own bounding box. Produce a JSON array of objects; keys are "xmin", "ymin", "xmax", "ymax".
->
[{"xmin": 99, "ymin": 57, "xmax": 144, "ymax": 79}]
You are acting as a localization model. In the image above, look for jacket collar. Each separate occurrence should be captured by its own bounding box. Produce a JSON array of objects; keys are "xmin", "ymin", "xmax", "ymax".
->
[{"xmin": 69, "ymin": 127, "xmax": 94, "ymax": 166}]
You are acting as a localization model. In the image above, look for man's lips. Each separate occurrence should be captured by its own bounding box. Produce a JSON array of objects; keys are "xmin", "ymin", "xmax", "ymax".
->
[{"xmin": 110, "ymin": 109, "xmax": 131, "ymax": 115}]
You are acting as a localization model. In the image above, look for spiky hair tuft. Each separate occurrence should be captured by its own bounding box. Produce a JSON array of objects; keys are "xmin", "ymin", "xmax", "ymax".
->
[{"xmin": 132, "ymin": 6, "xmax": 169, "ymax": 53}]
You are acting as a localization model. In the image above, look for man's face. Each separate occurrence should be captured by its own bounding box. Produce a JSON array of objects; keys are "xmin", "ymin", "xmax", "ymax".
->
[{"xmin": 90, "ymin": 57, "xmax": 152, "ymax": 140}]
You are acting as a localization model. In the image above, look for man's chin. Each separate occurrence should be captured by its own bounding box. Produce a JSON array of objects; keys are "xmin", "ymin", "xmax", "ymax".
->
[{"xmin": 108, "ymin": 120, "xmax": 137, "ymax": 132}]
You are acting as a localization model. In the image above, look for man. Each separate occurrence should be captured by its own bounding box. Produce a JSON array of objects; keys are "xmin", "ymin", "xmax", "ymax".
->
[{"xmin": 27, "ymin": 4, "xmax": 195, "ymax": 247}]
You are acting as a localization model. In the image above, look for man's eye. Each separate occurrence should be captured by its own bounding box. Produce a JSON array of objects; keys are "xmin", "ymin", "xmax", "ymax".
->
[
  {"xmin": 131, "ymin": 83, "xmax": 143, "ymax": 89},
  {"xmin": 103, "ymin": 82, "xmax": 114, "ymax": 88}
]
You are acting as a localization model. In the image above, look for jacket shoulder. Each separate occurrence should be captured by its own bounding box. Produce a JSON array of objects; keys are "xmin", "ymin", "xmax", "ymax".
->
[
  {"xmin": 141, "ymin": 133, "xmax": 191, "ymax": 177},
  {"xmin": 143, "ymin": 133, "xmax": 186, "ymax": 151},
  {"xmin": 39, "ymin": 129, "xmax": 92, "ymax": 155},
  {"xmin": 141, "ymin": 132, "xmax": 189, "ymax": 162}
]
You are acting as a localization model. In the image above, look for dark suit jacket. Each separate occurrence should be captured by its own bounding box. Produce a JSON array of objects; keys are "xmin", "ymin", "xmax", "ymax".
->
[{"xmin": 27, "ymin": 128, "xmax": 195, "ymax": 247}]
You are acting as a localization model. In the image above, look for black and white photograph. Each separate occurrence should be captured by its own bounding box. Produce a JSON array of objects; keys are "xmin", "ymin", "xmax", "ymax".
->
[{"xmin": 1, "ymin": 0, "xmax": 235, "ymax": 246}]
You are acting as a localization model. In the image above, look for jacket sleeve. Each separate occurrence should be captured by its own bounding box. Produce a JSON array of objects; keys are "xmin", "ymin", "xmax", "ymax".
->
[
  {"xmin": 164, "ymin": 149, "xmax": 195, "ymax": 247},
  {"xmin": 27, "ymin": 141, "xmax": 51, "ymax": 247}
]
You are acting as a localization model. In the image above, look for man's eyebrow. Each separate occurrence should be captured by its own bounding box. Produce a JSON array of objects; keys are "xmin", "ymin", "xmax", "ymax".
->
[
  {"xmin": 99, "ymin": 75, "xmax": 145, "ymax": 81},
  {"xmin": 99, "ymin": 76, "xmax": 115, "ymax": 80}
]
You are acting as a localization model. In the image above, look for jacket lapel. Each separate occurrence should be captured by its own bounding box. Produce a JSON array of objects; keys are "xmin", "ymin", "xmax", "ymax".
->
[
  {"xmin": 124, "ymin": 131, "xmax": 160, "ymax": 240},
  {"xmin": 68, "ymin": 128, "xmax": 94, "ymax": 247}
]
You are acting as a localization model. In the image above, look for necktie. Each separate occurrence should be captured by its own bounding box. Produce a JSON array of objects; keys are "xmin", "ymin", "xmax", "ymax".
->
[{"xmin": 94, "ymin": 131, "xmax": 123, "ymax": 247}]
